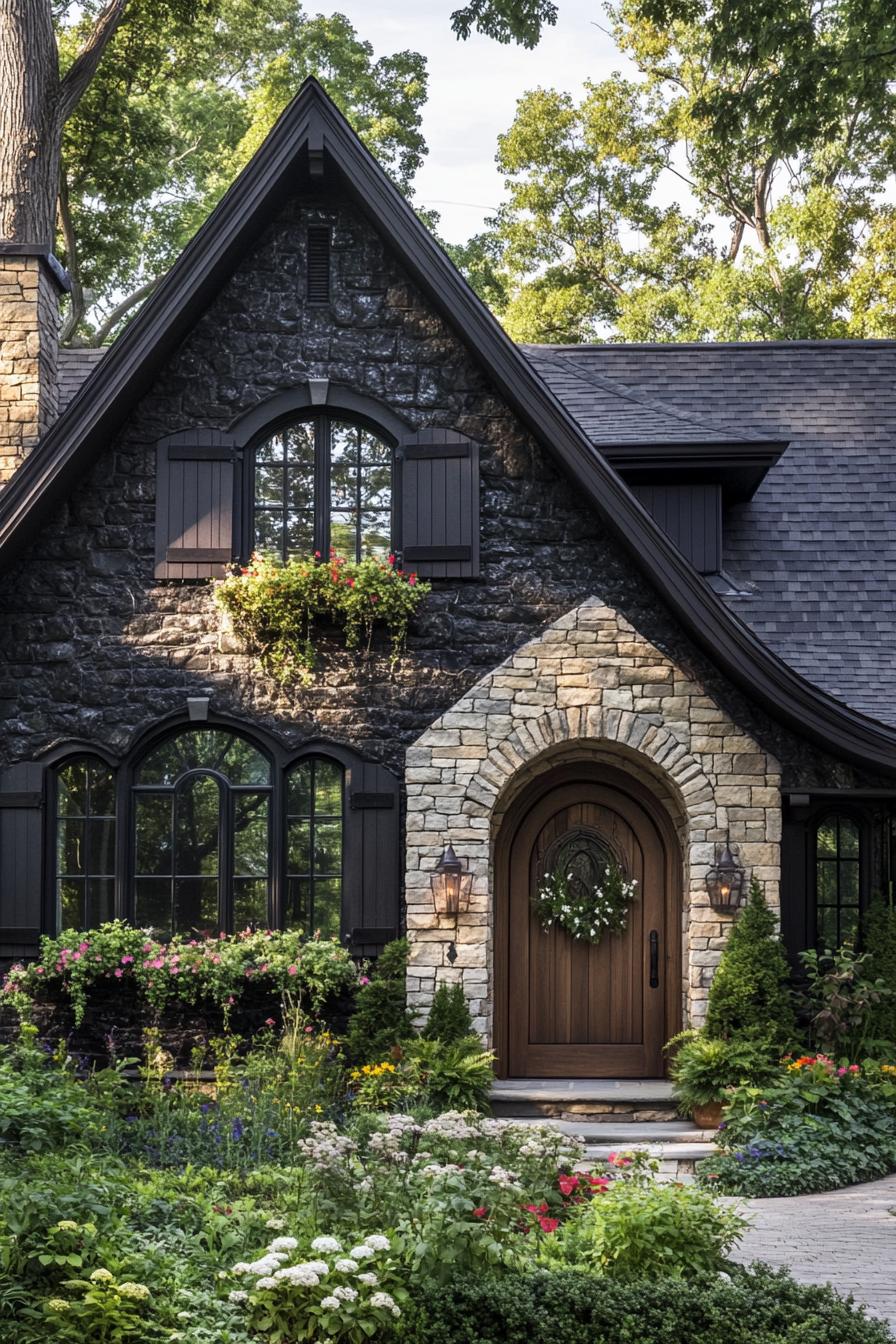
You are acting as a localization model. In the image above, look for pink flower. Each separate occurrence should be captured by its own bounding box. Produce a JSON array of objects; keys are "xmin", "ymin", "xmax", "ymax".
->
[
  {"xmin": 35, "ymin": 967, "xmax": 44, "ymax": 975},
  {"xmin": 287, "ymin": 964, "xmax": 298, "ymax": 976},
  {"xmin": 849, "ymin": 1064, "xmax": 860, "ymax": 1073},
  {"xmin": 121, "ymin": 955, "xmax": 134, "ymax": 965},
  {"xmin": 212, "ymin": 955, "xmax": 221, "ymax": 965},
  {"xmin": 78, "ymin": 942, "xmax": 89, "ymax": 953},
  {"xmin": 537, "ymin": 1216, "xmax": 559, "ymax": 1234},
  {"xmin": 558, "ymin": 1174, "xmax": 579, "ymax": 1197},
  {"xmin": 838, "ymin": 1067, "xmax": 847, "ymax": 1076},
  {"xmin": 265, "ymin": 1017, "xmax": 276, "ymax": 1027},
  {"xmin": 114, "ymin": 969, "xmax": 123, "ymax": 979},
  {"xmin": 473, "ymin": 1207, "xmax": 488, "ymax": 1219},
  {"xmin": 72, "ymin": 951, "xmax": 81, "ymax": 961},
  {"xmin": 227, "ymin": 995, "xmax": 235, "ymax": 1005},
  {"xmin": 359, "ymin": 976, "xmax": 370, "ymax": 986}
]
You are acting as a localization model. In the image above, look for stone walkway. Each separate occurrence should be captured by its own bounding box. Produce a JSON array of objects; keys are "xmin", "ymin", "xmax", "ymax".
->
[{"xmin": 730, "ymin": 1174, "xmax": 896, "ymax": 1332}]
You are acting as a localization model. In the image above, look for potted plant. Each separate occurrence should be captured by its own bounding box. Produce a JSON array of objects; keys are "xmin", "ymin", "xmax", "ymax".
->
[{"xmin": 666, "ymin": 1030, "xmax": 775, "ymax": 1128}]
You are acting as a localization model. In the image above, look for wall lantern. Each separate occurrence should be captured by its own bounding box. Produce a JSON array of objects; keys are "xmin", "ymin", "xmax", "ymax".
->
[
  {"xmin": 431, "ymin": 843, "xmax": 471, "ymax": 965},
  {"xmin": 706, "ymin": 839, "xmax": 745, "ymax": 913}
]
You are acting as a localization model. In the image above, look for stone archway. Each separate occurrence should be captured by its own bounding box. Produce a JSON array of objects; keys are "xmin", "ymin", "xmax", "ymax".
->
[{"xmin": 404, "ymin": 598, "xmax": 781, "ymax": 1047}]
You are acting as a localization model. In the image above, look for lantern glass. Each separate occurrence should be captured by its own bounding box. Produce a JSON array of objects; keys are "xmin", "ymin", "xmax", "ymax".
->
[
  {"xmin": 431, "ymin": 844, "xmax": 472, "ymax": 916},
  {"xmin": 707, "ymin": 842, "xmax": 745, "ymax": 912}
]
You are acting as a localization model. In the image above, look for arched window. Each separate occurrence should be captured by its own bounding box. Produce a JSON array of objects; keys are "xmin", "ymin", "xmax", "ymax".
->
[
  {"xmin": 286, "ymin": 756, "xmax": 344, "ymax": 938},
  {"xmin": 253, "ymin": 416, "xmax": 392, "ymax": 562},
  {"xmin": 815, "ymin": 813, "xmax": 861, "ymax": 946},
  {"xmin": 55, "ymin": 756, "xmax": 116, "ymax": 930},
  {"xmin": 132, "ymin": 729, "xmax": 273, "ymax": 936}
]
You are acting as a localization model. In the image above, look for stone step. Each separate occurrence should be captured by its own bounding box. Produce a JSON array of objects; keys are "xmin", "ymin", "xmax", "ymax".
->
[
  {"xmin": 490, "ymin": 1078, "xmax": 679, "ymax": 1122},
  {"xmin": 507, "ymin": 1118, "xmax": 714, "ymax": 1144},
  {"xmin": 582, "ymin": 1142, "xmax": 717, "ymax": 1161}
]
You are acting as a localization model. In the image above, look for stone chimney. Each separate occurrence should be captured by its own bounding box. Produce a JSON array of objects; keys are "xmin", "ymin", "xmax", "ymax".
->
[{"xmin": 0, "ymin": 245, "xmax": 68, "ymax": 484}]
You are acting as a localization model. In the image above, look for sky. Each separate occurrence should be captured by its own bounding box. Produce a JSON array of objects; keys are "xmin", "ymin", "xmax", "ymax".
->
[{"xmin": 330, "ymin": 1, "xmax": 636, "ymax": 243}]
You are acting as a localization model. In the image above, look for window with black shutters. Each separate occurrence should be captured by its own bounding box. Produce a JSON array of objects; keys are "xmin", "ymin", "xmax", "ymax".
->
[{"xmin": 253, "ymin": 416, "xmax": 393, "ymax": 562}]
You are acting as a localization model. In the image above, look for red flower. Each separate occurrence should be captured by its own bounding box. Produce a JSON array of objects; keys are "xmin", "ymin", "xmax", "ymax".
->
[
  {"xmin": 473, "ymin": 1207, "xmax": 488, "ymax": 1219},
  {"xmin": 584, "ymin": 1175, "xmax": 610, "ymax": 1192},
  {"xmin": 558, "ymin": 1174, "xmax": 580, "ymax": 1197},
  {"xmin": 524, "ymin": 1202, "xmax": 549, "ymax": 1214},
  {"xmin": 537, "ymin": 1216, "xmax": 559, "ymax": 1234}
]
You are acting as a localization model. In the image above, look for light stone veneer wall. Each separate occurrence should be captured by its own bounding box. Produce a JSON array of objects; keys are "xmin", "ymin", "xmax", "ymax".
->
[{"xmin": 404, "ymin": 597, "xmax": 782, "ymax": 1044}]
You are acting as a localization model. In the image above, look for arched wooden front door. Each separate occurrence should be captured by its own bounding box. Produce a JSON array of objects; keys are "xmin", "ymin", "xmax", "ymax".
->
[{"xmin": 495, "ymin": 766, "xmax": 680, "ymax": 1078}]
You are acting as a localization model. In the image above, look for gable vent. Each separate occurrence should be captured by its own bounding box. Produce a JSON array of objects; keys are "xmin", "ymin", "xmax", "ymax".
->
[{"xmin": 306, "ymin": 226, "xmax": 331, "ymax": 304}]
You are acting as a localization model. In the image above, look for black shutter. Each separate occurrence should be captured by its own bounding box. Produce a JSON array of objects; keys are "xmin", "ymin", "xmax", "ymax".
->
[
  {"xmin": 155, "ymin": 429, "xmax": 240, "ymax": 579},
  {"xmin": 345, "ymin": 761, "xmax": 401, "ymax": 957},
  {"xmin": 0, "ymin": 763, "xmax": 45, "ymax": 961},
  {"xmin": 306, "ymin": 227, "xmax": 331, "ymax": 304},
  {"xmin": 633, "ymin": 483, "xmax": 722, "ymax": 575},
  {"xmin": 399, "ymin": 428, "xmax": 480, "ymax": 578}
]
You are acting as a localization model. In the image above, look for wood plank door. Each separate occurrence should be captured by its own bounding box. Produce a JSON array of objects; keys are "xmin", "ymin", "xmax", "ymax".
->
[{"xmin": 505, "ymin": 778, "xmax": 672, "ymax": 1078}]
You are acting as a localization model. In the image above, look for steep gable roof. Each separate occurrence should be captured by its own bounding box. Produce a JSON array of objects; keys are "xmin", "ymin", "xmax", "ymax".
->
[{"xmin": 2, "ymin": 79, "xmax": 895, "ymax": 770}]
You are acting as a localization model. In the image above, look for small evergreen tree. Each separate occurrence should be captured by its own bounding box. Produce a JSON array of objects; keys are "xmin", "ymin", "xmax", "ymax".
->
[
  {"xmin": 422, "ymin": 981, "xmax": 474, "ymax": 1043},
  {"xmin": 863, "ymin": 897, "xmax": 896, "ymax": 1046},
  {"xmin": 704, "ymin": 879, "xmax": 797, "ymax": 1051},
  {"xmin": 344, "ymin": 937, "xmax": 416, "ymax": 1065}
]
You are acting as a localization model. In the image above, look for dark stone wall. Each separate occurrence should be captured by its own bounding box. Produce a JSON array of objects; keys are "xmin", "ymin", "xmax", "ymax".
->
[{"xmin": 0, "ymin": 191, "xmax": 869, "ymax": 791}]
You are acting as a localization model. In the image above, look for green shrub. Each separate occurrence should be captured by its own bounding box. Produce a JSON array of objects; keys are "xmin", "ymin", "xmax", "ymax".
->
[
  {"xmin": 800, "ymin": 942, "xmax": 893, "ymax": 1057},
  {"xmin": 541, "ymin": 1168, "xmax": 745, "ymax": 1279},
  {"xmin": 667, "ymin": 1031, "xmax": 777, "ymax": 1113},
  {"xmin": 422, "ymin": 982, "xmax": 473, "ymax": 1043},
  {"xmin": 405, "ymin": 1036, "xmax": 495, "ymax": 1111},
  {"xmin": 399, "ymin": 1265, "xmax": 893, "ymax": 1344},
  {"xmin": 344, "ymin": 938, "xmax": 415, "ymax": 1064},
  {"xmin": 705, "ymin": 879, "xmax": 797, "ymax": 1050},
  {"xmin": 864, "ymin": 898, "xmax": 896, "ymax": 1046}
]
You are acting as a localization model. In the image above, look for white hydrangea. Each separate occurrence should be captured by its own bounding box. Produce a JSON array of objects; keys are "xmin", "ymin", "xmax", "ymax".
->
[
  {"xmin": 357, "ymin": 1272, "xmax": 379, "ymax": 1286},
  {"xmin": 311, "ymin": 1235, "xmax": 343, "ymax": 1254},
  {"xmin": 364, "ymin": 1234, "xmax": 390, "ymax": 1252},
  {"xmin": 349, "ymin": 1244, "xmax": 375, "ymax": 1260},
  {"xmin": 231, "ymin": 1262, "xmax": 251, "ymax": 1275},
  {"xmin": 268, "ymin": 1237, "xmax": 299, "ymax": 1253},
  {"xmin": 228, "ymin": 1290, "xmax": 248, "ymax": 1304},
  {"xmin": 303, "ymin": 1260, "xmax": 330, "ymax": 1276},
  {"xmin": 333, "ymin": 1285, "xmax": 358, "ymax": 1301},
  {"xmin": 371, "ymin": 1291, "xmax": 399, "ymax": 1315},
  {"xmin": 334, "ymin": 1258, "xmax": 359, "ymax": 1273},
  {"xmin": 321, "ymin": 1296, "xmax": 341, "ymax": 1310},
  {"xmin": 255, "ymin": 1276, "xmax": 278, "ymax": 1290},
  {"xmin": 274, "ymin": 1266, "xmax": 320, "ymax": 1287},
  {"xmin": 265, "ymin": 1217, "xmax": 286, "ymax": 1231}
]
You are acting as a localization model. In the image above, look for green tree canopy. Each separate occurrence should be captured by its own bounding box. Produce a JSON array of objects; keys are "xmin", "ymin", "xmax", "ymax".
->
[
  {"xmin": 57, "ymin": 1, "xmax": 428, "ymax": 343},
  {"xmin": 460, "ymin": 0, "xmax": 896, "ymax": 342}
]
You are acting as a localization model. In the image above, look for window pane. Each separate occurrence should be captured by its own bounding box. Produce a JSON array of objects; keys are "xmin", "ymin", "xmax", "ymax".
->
[
  {"xmin": 288, "ymin": 761, "xmax": 312, "ymax": 815},
  {"xmin": 135, "ymin": 877, "xmax": 171, "ymax": 933},
  {"xmin": 286, "ymin": 511, "xmax": 314, "ymax": 556},
  {"xmin": 359, "ymin": 428, "xmax": 391, "ymax": 465},
  {"xmin": 330, "ymin": 512, "xmax": 358, "ymax": 559},
  {"xmin": 840, "ymin": 905, "xmax": 860, "ymax": 943},
  {"xmin": 283, "ymin": 422, "xmax": 315, "ymax": 466},
  {"xmin": 174, "ymin": 877, "xmax": 218, "ymax": 935},
  {"xmin": 233, "ymin": 794, "xmax": 270, "ymax": 877},
  {"xmin": 86, "ymin": 878, "xmax": 114, "ymax": 927},
  {"xmin": 234, "ymin": 878, "xmax": 268, "ymax": 929},
  {"xmin": 315, "ymin": 759, "xmax": 343, "ymax": 814},
  {"xmin": 285, "ymin": 876, "xmax": 310, "ymax": 931},
  {"xmin": 314, "ymin": 821, "xmax": 342, "ymax": 873},
  {"xmin": 840, "ymin": 861, "xmax": 860, "ymax": 903},
  {"xmin": 86, "ymin": 818, "xmax": 116, "ymax": 877},
  {"xmin": 255, "ymin": 508, "xmax": 284, "ymax": 556},
  {"xmin": 175, "ymin": 775, "xmax": 220, "ymax": 877},
  {"xmin": 256, "ymin": 433, "xmax": 286, "ymax": 465},
  {"xmin": 287, "ymin": 467, "xmax": 314, "ymax": 512},
  {"xmin": 255, "ymin": 464, "xmax": 285, "ymax": 506},
  {"xmin": 58, "ymin": 761, "xmax": 88, "ymax": 817},
  {"xmin": 58, "ymin": 817, "xmax": 85, "ymax": 877},
  {"xmin": 816, "ymin": 818, "xmax": 838, "ymax": 857},
  {"xmin": 816, "ymin": 861, "xmax": 837, "ymax": 903},
  {"xmin": 817, "ymin": 904, "xmax": 838, "ymax": 948},
  {"xmin": 135, "ymin": 794, "xmax": 173, "ymax": 875},
  {"xmin": 360, "ymin": 512, "xmax": 392, "ymax": 559},
  {"xmin": 360, "ymin": 464, "xmax": 391, "ymax": 511},
  {"xmin": 137, "ymin": 730, "xmax": 270, "ymax": 787},
  {"xmin": 59, "ymin": 879, "xmax": 83, "ymax": 930},
  {"xmin": 88, "ymin": 763, "xmax": 115, "ymax": 817},
  {"xmin": 313, "ymin": 878, "xmax": 342, "ymax": 939},
  {"xmin": 288, "ymin": 819, "xmax": 311, "ymax": 873}
]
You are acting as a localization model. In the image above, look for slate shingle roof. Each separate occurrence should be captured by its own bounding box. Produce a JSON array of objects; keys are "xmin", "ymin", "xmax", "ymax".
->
[
  {"xmin": 56, "ymin": 347, "xmax": 107, "ymax": 412},
  {"xmin": 526, "ymin": 341, "xmax": 896, "ymax": 728}
]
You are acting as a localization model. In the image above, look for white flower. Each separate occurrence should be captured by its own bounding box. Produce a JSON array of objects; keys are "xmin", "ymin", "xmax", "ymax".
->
[
  {"xmin": 364, "ymin": 1234, "xmax": 390, "ymax": 1252},
  {"xmin": 231, "ymin": 1262, "xmax": 251, "ymax": 1275},
  {"xmin": 311, "ymin": 1235, "xmax": 343, "ymax": 1254},
  {"xmin": 321, "ymin": 1296, "xmax": 341, "ymax": 1310},
  {"xmin": 265, "ymin": 1217, "xmax": 286, "ymax": 1231},
  {"xmin": 304, "ymin": 1260, "xmax": 330, "ymax": 1276},
  {"xmin": 228, "ymin": 1290, "xmax": 248, "ymax": 1303},
  {"xmin": 371, "ymin": 1292, "xmax": 397, "ymax": 1311},
  {"xmin": 349, "ymin": 1244, "xmax": 375, "ymax": 1260},
  {"xmin": 255, "ymin": 1276, "xmax": 278, "ymax": 1290},
  {"xmin": 357, "ymin": 1272, "xmax": 379, "ymax": 1286},
  {"xmin": 333, "ymin": 1285, "xmax": 358, "ymax": 1301},
  {"xmin": 268, "ymin": 1236, "xmax": 298, "ymax": 1252},
  {"xmin": 335, "ymin": 1258, "xmax": 359, "ymax": 1273},
  {"xmin": 274, "ymin": 1266, "xmax": 320, "ymax": 1286}
]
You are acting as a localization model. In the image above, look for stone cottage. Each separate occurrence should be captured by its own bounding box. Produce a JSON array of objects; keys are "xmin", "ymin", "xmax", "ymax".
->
[{"xmin": 0, "ymin": 80, "xmax": 894, "ymax": 1077}]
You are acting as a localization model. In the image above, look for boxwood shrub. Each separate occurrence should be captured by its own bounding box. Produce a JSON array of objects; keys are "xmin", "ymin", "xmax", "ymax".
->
[{"xmin": 399, "ymin": 1265, "xmax": 894, "ymax": 1344}]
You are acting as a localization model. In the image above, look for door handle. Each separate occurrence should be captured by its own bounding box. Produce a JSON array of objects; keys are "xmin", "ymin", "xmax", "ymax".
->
[{"xmin": 649, "ymin": 930, "xmax": 659, "ymax": 989}]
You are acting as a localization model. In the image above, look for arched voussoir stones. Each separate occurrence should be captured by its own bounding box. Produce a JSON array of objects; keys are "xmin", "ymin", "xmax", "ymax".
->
[{"xmin": 404, "ymin": 597, "xmax": 782, "ymax": 1044}]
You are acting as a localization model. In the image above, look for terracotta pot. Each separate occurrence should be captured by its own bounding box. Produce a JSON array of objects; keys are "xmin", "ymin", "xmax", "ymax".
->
[{"xmin": 692, "ymin": 1101, "xmax": 724, "ymax": 1130}]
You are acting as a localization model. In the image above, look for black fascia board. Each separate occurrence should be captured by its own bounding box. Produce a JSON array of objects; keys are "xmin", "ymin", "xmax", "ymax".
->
[
  {"xmin": 0, "ymin": 79, "xmax": 894, "ymax": 772},
  {"xmin": 600, "ymin": 440, "xmax": 788, "ymax": 502}
]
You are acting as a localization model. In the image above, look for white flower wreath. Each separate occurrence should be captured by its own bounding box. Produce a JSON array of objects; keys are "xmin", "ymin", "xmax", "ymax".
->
[{"xmin": 533, "ymin": 855, "xmax": 638, "ymax": 944}]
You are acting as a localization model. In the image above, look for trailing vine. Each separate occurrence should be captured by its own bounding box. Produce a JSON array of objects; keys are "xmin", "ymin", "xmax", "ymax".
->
[
  {"xmin": 533, "ymin": 855, "xmax": 638, "ymax": 944},
  {"xmin": 214, "ymin": 550, "xmax": 430, "ymax": 684}
]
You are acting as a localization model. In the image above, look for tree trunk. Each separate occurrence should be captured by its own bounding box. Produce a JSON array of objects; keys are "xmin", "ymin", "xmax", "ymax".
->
[{"xmin": 0, "ymin": 0, "xmax": 61, "ymax": 246}]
